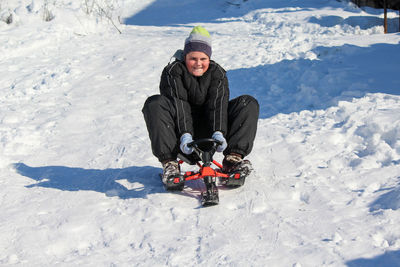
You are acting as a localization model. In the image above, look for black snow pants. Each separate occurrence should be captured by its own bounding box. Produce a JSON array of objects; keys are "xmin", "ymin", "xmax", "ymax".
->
[{"xmin": 142, "ymin": 94, "xmax": 259, "ymax": 163}]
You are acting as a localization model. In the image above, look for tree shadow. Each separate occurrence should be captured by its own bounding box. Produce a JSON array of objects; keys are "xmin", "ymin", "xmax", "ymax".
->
[
  {"xmin": 227, "ymin": 42, "xmax": 400, "ymax": 119},
  {"xmin": 123, "ymin": 0, "xmax": 226, "ymax": 26},
  {"xmin": 12, "ymin": 163, "xmax": 164, "ymax": 199},
  {"xmin": 308, "ymin": 15, "xmax": 399, "ymax": 33},
  {"xmin": 346, "ymin": 249, "xmax": 400, "ymax": 267},
  {"xmin": 123, "ymin": 0, "xmax": 344, "ymax": 26}
]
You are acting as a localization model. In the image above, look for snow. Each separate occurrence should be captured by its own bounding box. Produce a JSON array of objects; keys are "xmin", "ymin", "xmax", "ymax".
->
[{"xmin": 1, "ymin": 0, "xmax": 400, "ymax": 266}]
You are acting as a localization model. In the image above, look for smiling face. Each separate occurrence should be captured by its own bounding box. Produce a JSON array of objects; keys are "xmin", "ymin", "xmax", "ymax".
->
[{"xmin": 185, "ymin": 51, "xmax": 210, "ymax": 77}]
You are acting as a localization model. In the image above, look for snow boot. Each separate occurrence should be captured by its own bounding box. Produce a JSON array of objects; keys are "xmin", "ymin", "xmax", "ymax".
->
[
  {"xmin": 161, "ymin": 160, "xmax": 185, "ymax": 191},
  {"xmin": 222, "ymin": 153, "xmax": 253, "ymax": 187}
]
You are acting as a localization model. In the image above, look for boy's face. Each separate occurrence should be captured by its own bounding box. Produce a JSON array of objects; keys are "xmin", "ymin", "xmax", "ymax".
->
[{"xmin": 185, "ymin": 51, "xmax": 210, "ymax": 77}]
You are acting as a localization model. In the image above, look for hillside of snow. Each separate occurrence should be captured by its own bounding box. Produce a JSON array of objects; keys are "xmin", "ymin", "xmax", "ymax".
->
[{"xmin": 1, "ymin": 0, "xmax": 400, "ymax": 266}]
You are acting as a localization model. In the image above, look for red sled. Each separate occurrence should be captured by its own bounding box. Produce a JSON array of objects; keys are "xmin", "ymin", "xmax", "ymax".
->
[{"xmin": 165, "ymin": 138, "xmax": 244, "ymax": 207}]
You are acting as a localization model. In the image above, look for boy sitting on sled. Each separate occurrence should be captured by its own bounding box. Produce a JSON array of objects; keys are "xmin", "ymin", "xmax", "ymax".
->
[{"xmin": 142, "ymin": 26, "xmax": 259, "ymax": 189}]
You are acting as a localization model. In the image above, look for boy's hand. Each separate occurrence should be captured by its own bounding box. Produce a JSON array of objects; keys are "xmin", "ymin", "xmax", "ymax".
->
[
  {"xmin": 180, "ymin": 133, "xmax": 194, "ymax": 154},
  {"xmin": 212, "ymin": 131, "xmax": 227, "ymax": 152}
]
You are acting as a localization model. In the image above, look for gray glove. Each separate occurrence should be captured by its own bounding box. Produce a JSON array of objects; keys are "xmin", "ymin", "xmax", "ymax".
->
[
  {"xmin": 180, "ymin": 133, "xmax": 194, "ymax": 155},
  {"xmin": 212, "ymin": 131, "xmax": 227, "ymax": 153}
]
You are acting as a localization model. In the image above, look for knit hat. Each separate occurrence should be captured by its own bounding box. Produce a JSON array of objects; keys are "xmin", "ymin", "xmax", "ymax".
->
[{"xmin": 183, "ymin": 26, "xmax": 212, "ymax": 59}]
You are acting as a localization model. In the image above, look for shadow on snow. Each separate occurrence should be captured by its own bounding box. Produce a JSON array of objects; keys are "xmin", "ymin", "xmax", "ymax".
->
[
  {"xmin": 12, "ymin": 163, "xmax": 211, "ymax": 204},
  {"xmin": 13, "ymin": 163, "xmax": 164, "ymax": 199},
  {"xmin": 123, "ymin": 0, "xmax": 228, "ymax": 26},
  {"xmin": 228, "ymin": 42, "xmax": 400, "ymax": 119},
  {"xmin": 369, "ymin": 177, "xmax": 400, "ymax": 212},
  {"xmin": 346, "ymin": 249, "xmax": 400, "ymax": 267},
  {"xmin": 123, "ymin": 0, "xmax": 345, "ymax": 26},
  {"xmin": 308, "ymin": 14, "xmax": 400, "ymax": 33}
]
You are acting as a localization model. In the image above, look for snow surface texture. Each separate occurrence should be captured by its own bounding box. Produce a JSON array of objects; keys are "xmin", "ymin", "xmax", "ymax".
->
[{"xmin": 1, "ymin": 0, "xmax": 400, "ymax": 266}]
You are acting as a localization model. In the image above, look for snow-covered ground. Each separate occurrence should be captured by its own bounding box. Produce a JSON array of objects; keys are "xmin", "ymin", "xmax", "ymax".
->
[{"xmin": 1, "ymin": 0, "xmax": 400, "ymax": 266}]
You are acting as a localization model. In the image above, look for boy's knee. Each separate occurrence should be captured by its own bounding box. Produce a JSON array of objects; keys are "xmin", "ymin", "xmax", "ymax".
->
[
  {"xmin": 238, "ymin": 95, "xmax": 259, "ymax": 113},
  {"xmin": 143, "ymin": 95, "xmax": 169, "ymax": 113},
  {"xmin": 143, "ymin": 95, "xmax": 161, "ymax": 109}
]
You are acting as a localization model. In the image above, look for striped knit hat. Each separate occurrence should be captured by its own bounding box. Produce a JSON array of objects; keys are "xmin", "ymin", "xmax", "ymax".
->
[{"xmin": 183, "ymin": 26, "xmax": 212, "ymax": 58}]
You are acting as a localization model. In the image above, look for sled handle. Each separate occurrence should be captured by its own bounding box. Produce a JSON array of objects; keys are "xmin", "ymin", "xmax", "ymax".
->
[
  {"xmin": 188, "ymin": 138, "xmax": 222, "ymax": 148},
  {"xmin": 188, "ymin": 138, "xmax": 222, "ymax": 164}
]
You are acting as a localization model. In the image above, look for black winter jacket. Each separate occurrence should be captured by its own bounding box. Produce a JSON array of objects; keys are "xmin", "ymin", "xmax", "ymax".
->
[{"xmin": 159, "ymin": 59, "xmax": 229, "ymax": 137}]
